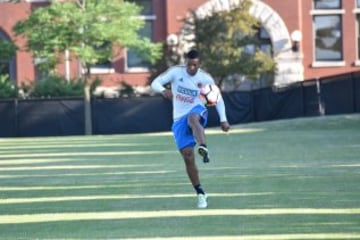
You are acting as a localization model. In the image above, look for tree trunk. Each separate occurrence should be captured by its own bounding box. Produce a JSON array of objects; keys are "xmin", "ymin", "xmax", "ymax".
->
[
  {"xmin": 84, "ymin": 68, "xmax": 92, "ymax": 135},
  {"xmin": 84, "ymin": 83, "xmax": 92, "ymax": 135}
]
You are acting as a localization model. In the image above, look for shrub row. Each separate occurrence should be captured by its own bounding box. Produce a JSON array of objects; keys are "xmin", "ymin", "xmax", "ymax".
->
[{"xmin": 0, "ymin": 75, "xmax": 101, "ymax": 99}]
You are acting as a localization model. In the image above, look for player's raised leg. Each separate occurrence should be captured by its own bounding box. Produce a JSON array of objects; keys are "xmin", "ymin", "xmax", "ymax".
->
[{"xmin": 188, "ymin": 113, "xmax": 210, "ymax": 163}]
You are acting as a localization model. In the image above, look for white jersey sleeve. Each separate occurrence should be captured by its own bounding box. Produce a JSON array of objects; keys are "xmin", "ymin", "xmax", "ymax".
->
[
  {"xmin": 151, "ymin": 67, "xmax": 176, "ymax": 93},
  {"xmin": 215, "ymin": 97, "xmax": 228, "ymax": 122},
  {"xmin": 197, "ymin": 71, "xmax": 228, "ymax": 122}
]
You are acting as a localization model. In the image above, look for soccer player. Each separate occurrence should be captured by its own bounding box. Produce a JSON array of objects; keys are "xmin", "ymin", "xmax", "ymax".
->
[{"xmin": 151, "ymin": 49, "xmax": 230, "ymax": 208}]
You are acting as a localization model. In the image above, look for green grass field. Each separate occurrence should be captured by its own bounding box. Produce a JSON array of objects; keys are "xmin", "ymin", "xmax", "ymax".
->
[{"xmin": 0, "ymin": 114, "xmax": 359, "ymax": 240}]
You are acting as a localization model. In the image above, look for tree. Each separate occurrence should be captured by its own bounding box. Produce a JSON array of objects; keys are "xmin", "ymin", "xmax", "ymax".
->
[
  {"xmin": 12, "ymin": 0, "xmax": 162, "ymax": 134},
  {"xmin": 184, "ymin": 0, "xmax": 276, "ymax": 88}
]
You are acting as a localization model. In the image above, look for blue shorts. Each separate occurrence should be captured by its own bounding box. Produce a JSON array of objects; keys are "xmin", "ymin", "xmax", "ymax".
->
[{"xmin": 171, "ymin": 105, "xmax": 208, "ymax": 150}]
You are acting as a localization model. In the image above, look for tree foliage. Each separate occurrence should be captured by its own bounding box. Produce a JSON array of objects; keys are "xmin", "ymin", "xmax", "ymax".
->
[
  {"xmin": 185, "ymin": 0, "xmax": 276, "ymax": 87},
  {"xmin": 12, "ymin": 0, "xmax": 162, "ymax": 134},
  {"xmin": 0, "ymin": 75, "xmax": 17, "ymax": 99},
  {"xmin": 13, "ymin": 0, "xmax": 162, "ymax": 74}
]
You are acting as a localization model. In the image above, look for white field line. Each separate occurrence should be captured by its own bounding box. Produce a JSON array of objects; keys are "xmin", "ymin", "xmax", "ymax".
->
[
  {"xmin": 0, "ymin": 150, "xmax": 175, "ymax": 159},
  {"xmin": 341, "ymin": 144, "xmax": 360, "ymax": 148},
  {"xmin": 0, "ymin": 193, "xmax": 273, "ymax": 204},
  {"xmin": 205, "ymin": 128, "xmax": 264, "ymax": 135},
  {"xmin": 0, "ymin": 182, "xmax": 190, "ymax": 191},
  {"xmin": 0, "ymin": 170, "xmax": 175, "ymax": 179},
  {"xmin": 0, "ymin": 164, "xmax": 156, "ymax": 171},
  {"xmin": 0, "ymin": 142, "xmax": 154, "ymax": 150},
  {"xmin": 0, "ymin": 136, "xmax": 141, "ymax": 143},
  {"xmin": 120, "ymin": 233, "xmax": 360, "ymax": 240},
  {"xmin": 0, "ymin": 208, "xmax": 359, "ymax": 224},
  {"xmin": 0, "ymin": 158, "xmax": 72, "ymax": 165},
  {"xmin": 329, "ymin": 164, "xmax": 360, "ymax": 167},
  {"xmin": 146, "ymin": 128, "xmax": 263, "ymax": 136},
  {"xmin": 0, "ymin": 126, "xmax": 264, "ymax": 141}
]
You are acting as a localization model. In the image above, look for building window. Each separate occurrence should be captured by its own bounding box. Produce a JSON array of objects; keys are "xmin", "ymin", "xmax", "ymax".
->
[
  {"xmin": 0, "ymin": 30, "xmax": 15, "ymax": 81},
  {"xmin": 356, "ymin": 2, "xmax": 360, "ymax": 63},
  {"xmin": 258, "ymin": 27, "xmax": 273, "ymax": 55},
  {"xmin": 314, "ymin": 15, "xmax": 342, "ymax": 61},
  {"xmin": 34, "ymin": 57, "xmax": 50, "ymax": 80},
  {"xmin": 126, "ymin": 0, "xmax": 155, "ymax": 72},
  {"xmin": 127, "ymin": 20, "xmax": 153, "ymax": 69},
  {"xmin": 24, "ymin": 0, "xmax": 51, "ymax": 2},
  {"xmin": 314, "ymin": 0, "xmax": 341, "ymax": 9},
  {"xmin": 90, "ymin": 42, "xmax": 115, "ymax": 74},
  {"xmin": 311, "ymin": 0, "xmax": 344, "ymax": 67},
  {"xmin": 240, "ymin": 27, "xmax": 273, "ymax": 89},
  {"xmin": 0, "ymin": 61, "xmax": 10, "ymax": 76},
  {"xmin": 91, "ymin": 1, "xmax": 155, "ymax": 74}
]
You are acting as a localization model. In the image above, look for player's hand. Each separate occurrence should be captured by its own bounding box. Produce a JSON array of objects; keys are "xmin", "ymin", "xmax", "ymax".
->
[
  {"xmin": 162, "ymin": 89, "xmax": 173, "ymax": 100},
  {"xmin": 220, "ymin": 121, "xmax": 230, "ymax": 132}
]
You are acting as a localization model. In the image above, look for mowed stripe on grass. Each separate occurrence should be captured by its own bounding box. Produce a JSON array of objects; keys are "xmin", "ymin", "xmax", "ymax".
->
[
  {"xmin": 0, "ymin": 208, "xmax": 359, "ymax": 224},
  {"xmin": 0, "ymin": 114, "xmax": 359, "ymax": 239}
]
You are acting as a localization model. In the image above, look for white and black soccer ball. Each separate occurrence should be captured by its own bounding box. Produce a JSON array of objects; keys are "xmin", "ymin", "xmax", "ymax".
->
[{"xmin": 199, "ymin": 83, "xmax": 221, "ymax": 106}]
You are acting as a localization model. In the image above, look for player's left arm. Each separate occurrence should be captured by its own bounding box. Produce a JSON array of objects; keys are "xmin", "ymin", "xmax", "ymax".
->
[
  {"xmin": 201, "ymin": 70, "xmax": 230, "ymax": 132},
  {"xmin": 215, "ymin": 96, "xmax": 230, "ymax": 132}
]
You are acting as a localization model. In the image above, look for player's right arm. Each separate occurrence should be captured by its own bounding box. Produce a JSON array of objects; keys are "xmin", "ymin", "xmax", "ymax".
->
[{"xmin": 151, "ymin": 67, "xmax": 175, "ymax": 99}]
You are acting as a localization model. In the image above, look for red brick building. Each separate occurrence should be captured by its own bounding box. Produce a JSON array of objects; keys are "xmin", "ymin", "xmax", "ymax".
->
[{"xmin": 1, "ymin": 0, "xmax": 360, "ymax": 91}]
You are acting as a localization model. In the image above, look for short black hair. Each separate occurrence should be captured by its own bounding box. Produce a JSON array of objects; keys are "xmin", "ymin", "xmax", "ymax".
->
[{"xmin": 186, "ymin": 49, "xmax": 200, "ymax": 59}]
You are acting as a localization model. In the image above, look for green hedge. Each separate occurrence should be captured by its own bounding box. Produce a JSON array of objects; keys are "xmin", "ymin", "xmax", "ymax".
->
[
  {"xmin": 0, "ymin": 75, "xmax": 17, "ymax": 99},
  {"xmin": 0, "ymin": 75, "xmax": 101, "ymax": 99}
]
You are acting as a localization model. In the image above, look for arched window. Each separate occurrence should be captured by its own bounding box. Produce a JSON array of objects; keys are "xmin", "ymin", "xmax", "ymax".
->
[{"xmin": 0, "ymin": 30, "xmax": 16, "ymax": 81}]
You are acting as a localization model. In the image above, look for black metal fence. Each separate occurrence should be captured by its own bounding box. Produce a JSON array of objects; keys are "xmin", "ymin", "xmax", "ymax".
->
[{"xmin": 1, "ymin": 71, "xmax": 360, "ymax": 137}]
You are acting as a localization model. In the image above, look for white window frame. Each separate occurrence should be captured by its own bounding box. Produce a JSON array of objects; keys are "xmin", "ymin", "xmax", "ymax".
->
[
  {"xmin": 89, "ymin": 67, "xmax": 116, "ymax": 74},
  {"xmin": 89, "ymin": 44, "xmax": 116, "ymax": 75}
]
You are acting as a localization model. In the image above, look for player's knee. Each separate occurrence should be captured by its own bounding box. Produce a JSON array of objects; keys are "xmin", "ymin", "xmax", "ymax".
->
[
  {"xmin": 182, "ymin": 148, "xmax": 192, "ymax": 158},
  {"xmin": 181, "ymin": 148, "xmax": 194, "ymax": 161}
]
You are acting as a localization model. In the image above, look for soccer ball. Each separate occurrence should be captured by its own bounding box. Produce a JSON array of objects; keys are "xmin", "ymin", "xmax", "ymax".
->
[{"xmin": 199, "ymin": 83, "xmax": 221, "ymax": 106}]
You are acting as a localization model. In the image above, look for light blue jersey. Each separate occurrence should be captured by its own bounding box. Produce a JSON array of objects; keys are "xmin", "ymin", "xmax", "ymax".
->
[
  {"xmin": 151, "ymin": 65, "xmax": 227, "ymax": 150},
  {"xmin": 151, "ymin": 65, "xmax": 214, "ymax": 121}
]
